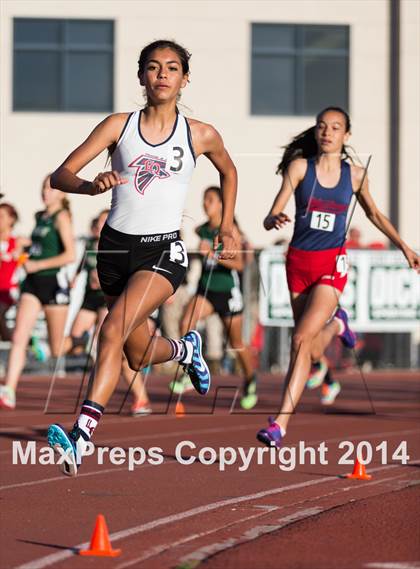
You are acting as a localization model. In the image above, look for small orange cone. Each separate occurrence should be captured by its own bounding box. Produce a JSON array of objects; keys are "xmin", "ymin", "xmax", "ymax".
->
[
  {"xmin": 17, "ymin": 253, "xmax": 29, "ymax": 266},
  {"xmin": 175, "ymin": 401, "xmax": 185, "ymax": 417},
  {"xmin": 345, "ymin": 458, "xmax": 372, "ymax": 480},
  {"xmin": 79, "ymin": 514, "xmax": 121, "ymax": 557}
]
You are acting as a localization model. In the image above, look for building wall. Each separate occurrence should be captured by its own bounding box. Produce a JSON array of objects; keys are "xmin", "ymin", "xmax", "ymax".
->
[
  {"xmin": 1, "ymin": 0, "xmax": 417, "ymax": 249},
  {"xmin": 400, "ymin": 0, "xmax": 420, "ymax": 245}
]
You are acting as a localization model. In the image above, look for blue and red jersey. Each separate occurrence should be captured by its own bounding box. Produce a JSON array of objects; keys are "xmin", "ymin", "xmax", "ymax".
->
[{"xmin": 290, "ymin": 158, "xmax": 354, "ymax": 251}]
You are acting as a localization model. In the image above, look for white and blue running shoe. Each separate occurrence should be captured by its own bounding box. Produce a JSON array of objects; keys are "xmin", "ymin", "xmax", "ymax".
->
[
  {"xmin": 181, "ymin": 330, "xmax": 211, "ymax": 395},
  {"xmin": 47, "ymin": 423, "xmax": 79, "ymax": 477}
]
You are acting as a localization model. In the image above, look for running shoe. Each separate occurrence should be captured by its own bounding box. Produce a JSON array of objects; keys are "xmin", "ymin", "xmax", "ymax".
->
[
  {"xmin": 181, "ymin": 330, "xmax": 211, "ymax": 395},
  {"xmin": 0, "ymin": 385, "xmax": 16, "ymax": 410},
  {"xmin": 256, "ymin": 417, "xmax": 283, "ymax": 448},
  {"xmin": 168, "ymin": 373, "xmax": 195, "ymax": 395},
  {"xmin": 30, "ymin": 336, "xmax": 48, "ymax": 362},
  {"xmin": 334, "ymin": 308, "xmax": 357, "ymax": 349},
  {"xmin": 321, "ymin": 381, "xmax": 341, "ymax": 405},
  {"xmin": 240, "ymin": 375, "xmax": 258, "ymax": 410},
  {"xmin": 47, "ymin": 424, "xmax": 80, "ymax": 477},
  {"xmin": 306, "ymin": 360, "xmax": 328, "ymax": 389},
  {"xmin": 131, "ymin": 399, "xmax": 152, "ymax": 416}
]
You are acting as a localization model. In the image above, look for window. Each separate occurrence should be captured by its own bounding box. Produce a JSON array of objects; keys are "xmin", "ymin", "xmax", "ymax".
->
[
  {"xmin": 251, "ymin": 23, "xmax": 349, "ymax": 116},
  {"xmin": 13, "ymin": 18, "xmax": 114, "ymax": 112}
]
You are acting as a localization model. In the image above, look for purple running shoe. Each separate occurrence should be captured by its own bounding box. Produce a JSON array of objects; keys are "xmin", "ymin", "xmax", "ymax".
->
[
  {"xmin": 256, "ymin": 417, "xmax": 283, "ymax": 449},
  {"xmin": 334, "ymin": 308, "xmax": 357, "ymax": 349}
]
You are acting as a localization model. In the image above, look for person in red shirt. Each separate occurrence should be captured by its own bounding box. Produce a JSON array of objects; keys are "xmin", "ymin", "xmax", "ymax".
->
[
  {"xmin": 346, "ymin": 226, "xmax": 363, "ymax": 249},
  {"xmin": 0, "ymin": 203, "xmax": 29, "ymax": 340}
]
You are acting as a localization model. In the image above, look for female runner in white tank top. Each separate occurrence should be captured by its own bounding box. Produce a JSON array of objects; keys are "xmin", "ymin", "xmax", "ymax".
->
[{"xmin": 47, "ymin": 40, "xmax": 238, "ymax": 476}]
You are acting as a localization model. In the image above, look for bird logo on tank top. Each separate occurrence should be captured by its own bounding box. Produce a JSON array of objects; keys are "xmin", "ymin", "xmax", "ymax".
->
[{"xmin": 128, "ymin": 153, "xmax": 170, "ymax": 195}]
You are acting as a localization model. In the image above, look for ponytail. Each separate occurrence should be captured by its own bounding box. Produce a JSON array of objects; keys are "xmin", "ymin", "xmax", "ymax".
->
[
  {"xmin": 61, "ymin": 196, "xmax": 71, "ymax": 214},
  {"xmin": 276, "ymin": 126, "xmax": 318, "ymax": 176}
]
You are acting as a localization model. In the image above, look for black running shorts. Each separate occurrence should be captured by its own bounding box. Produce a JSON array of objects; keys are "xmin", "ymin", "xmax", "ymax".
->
[
  {"xmin": 97, "ymin": 223, "xmax": 188, "ymax": 297},
  {"xmin": 80, "ymin": 290, "xmax": 107, "ymax": 312},
  {"xmin": 21, "ymin": 274, "xmax": 70, "ymax": 306},
  {"xmin": 196, "ymin": 284, "xmax": 244, "ymax": 319}
]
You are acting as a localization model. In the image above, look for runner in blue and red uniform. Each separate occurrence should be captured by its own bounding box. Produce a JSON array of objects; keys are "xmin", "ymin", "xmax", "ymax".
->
[{"xmin": 257, "ymin": 106, "xmax": 419, "ymax": 448}]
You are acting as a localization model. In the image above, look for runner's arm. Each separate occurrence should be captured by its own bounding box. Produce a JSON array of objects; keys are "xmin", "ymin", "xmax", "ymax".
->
[
  {"xmin": 192, "ymin": 122, "xmax": 238, "ymax": 259},
  {"xmin": 51, "ymin": 114, "xmax": 129, "ymax": 196},
  {"xmin": 355, "ymin": 172, "xmax": 419, "ymax": 271},
  {"xmin": 264, "ymin": 159, "xmax": 306, "ymax": 230}
]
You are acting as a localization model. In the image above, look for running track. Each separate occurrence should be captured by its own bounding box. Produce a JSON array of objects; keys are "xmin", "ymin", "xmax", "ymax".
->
[{"xmin": 0, "ymin": 371, "xmax": 419, "ymax": 569}]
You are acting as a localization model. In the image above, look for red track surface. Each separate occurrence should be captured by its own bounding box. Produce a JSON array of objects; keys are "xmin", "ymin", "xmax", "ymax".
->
[{"xmin": 1, "ymin": 371, "xmax": 419, "ymax": 569}]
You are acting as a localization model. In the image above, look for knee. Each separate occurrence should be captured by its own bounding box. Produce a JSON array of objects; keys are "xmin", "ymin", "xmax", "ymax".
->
[
  {"xmin": 311, "ymin": 347, "xmax": 322, "ymax": 362},
  {"xmin": 50, "ymin": 345, "xmax": 62, "ymax": 358},
  {"xmin": 291, "ymin": 331, "xmax": 313, "ymax": 354},
  {"xmin": 230, "ymin": 340, "xmax": 245, "ymax": 352},
  {"xmin": 98, "ymin": 318, "xmax": 123, "ymax": 347}
]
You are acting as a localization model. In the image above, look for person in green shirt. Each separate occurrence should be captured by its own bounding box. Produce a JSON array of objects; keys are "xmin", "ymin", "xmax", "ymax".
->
[
  {"xmin": 170, "ymin": 186, "xmax": 258, "ymax": 409},
  {"xmin": 0, "ymin": 175, "xmax": 75, "ymax": 410}
]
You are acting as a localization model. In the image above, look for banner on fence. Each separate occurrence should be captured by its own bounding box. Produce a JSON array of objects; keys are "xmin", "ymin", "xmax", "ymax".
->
[{"xmin": 259, "ymin": 248, "xmax": 420, "ymax": 332}]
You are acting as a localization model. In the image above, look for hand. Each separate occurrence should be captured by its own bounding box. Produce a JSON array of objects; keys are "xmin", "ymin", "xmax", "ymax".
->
[
  {"xmin": 89, "ymin": 170, "xmax": 128, "ymax": 196},
  {"xmin": 213, "ymin": 230, "xmax": 237, "ymax": 260},
  {"xmin": 24, "ymin": 260, "xmax": 41, "ymax": 274},
  {"xmin": 263, "ymin": 212, "xmax": 291, "ymax": 231},
  {"xmin": 199, "ymin": 240, "xmax": 212, "ymax": 256},
  {"xmin": 404, "ymin": 247, "xmax": 420, "ymax": 273}
]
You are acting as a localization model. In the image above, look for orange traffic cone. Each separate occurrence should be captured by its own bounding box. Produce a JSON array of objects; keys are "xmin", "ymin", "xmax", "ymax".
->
[
  {"xmin": 175, "ymin": 401, "xmax": 185, "ymax": 417},
  {"xmin": 345, "ymin": 458, "xmax": 372, "ymax": 480},
  {"xmin": 79, "ymin": 514, "xmax": 121, "ymax": 557},
  {"xmin": 17, "ymin": 253, "xmax": 29, "ymax": 266}
]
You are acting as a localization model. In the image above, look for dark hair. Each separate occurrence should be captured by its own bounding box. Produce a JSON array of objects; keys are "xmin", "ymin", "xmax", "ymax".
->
[
  {"xmin": 204, "ymin": 186, "xmax": 222, "ymax": 200},
  {"xmin": 276, "ymin": 106, "xmax": 352, "ymax": 175},
  {"xmin": 138, "ymin": 40, "xmax": 191, "ymax": 76},
  {"xmin": 0, "ymin": 202, "xmax": 19, "ymax": 225},
  {"xmin": 203, "ymin": 186, "xmax": 244, "ymax": 235},
  {"xmin": 61, "ymin": 197, "xmax": 71, "ymax": 212}
]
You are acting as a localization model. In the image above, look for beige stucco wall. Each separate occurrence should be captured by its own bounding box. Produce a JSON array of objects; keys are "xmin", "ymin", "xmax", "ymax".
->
[
  {"xmin": 400, "ymin": 0, "xmax": 420, "ymax": 247},
  {"xmin": 0, "ymin": 0, "xmax": 417, "ymax": 249}
]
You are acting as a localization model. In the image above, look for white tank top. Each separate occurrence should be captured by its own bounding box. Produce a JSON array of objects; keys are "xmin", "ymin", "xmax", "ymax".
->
[{"xmin": 107, "ymin": 110, "xmax": 196, "ymax": 235}]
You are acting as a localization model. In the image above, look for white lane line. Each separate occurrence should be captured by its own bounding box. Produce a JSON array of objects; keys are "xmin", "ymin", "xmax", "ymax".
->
[
  {"xmin": 13, "ymin": 461, "xmax": 419, "ymax": 569},
  {"xmin": 0, "ymin": 422, "xmax": 271, "ymax": 488},
  {"xmin": 177, "ymin": 507, "xmax": 323, "ymax": 568},
  {"xmin": 0, "ymin": 460, "xmax": 178, "ymax": 491},
  {"xmin": 177, "ymin": 473, "xmax": 419, "ymax": 568},
  {"xmin": 151, "ymin": 473, "xmax": 413, "ymax": 569},
  {"xmin": 365, "ymin": 561, "xmax": 420, "ymax": 569},
  {"xmin": 0, "ymin": 410, "xmax": 236, "ymax": 433},
  {"xmin": 116, "ymin": 473, "xmax": 411, "ymax": 569},
  {"xmin": 0, "ymin": 421, "xmax": 265, "ymax": 456},
  {"xmin": 116, "ymin": 506, "xmax": 279, "ymax": 569},
  {"xmin": 1, "ymin": 419, "xmax": 418, "ymax": 458},
  {"xmin": 2, "ymin": 426, "xmax": 419, "ymax": 491}
]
